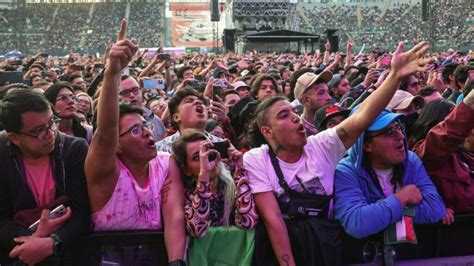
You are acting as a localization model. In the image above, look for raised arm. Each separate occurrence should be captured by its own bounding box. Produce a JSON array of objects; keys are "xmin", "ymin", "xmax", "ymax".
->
[
  {"xmin": 84, "ymin": 20, "xmax": 138, "ymax": 211},
  {"xmin": 344, "ymin": 42, "xmax": 353, "ymax": 68},
  {"xmin": 336, "ymin": 41, "xmax": 433, "ymax": 149}
]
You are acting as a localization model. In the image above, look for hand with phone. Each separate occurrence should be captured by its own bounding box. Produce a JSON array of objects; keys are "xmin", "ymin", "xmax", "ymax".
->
[
  {"xmin": 198, "ymin": 140, "xmax": 222, "ymax": 183},
  {"xmin": 209, "ymin": 95, "xmax": 227, "ymax": 123},
  {"xmin": 31, "ymin": 205, "xmax": 72, "ymax": 237}
]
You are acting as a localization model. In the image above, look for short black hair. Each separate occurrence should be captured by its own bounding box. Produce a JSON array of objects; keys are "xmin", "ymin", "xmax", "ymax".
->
[
  {"xmin": 176, "ymin": 66, "xmax": 193, "ymax": 81},
  {"xmin": 418, "ymin": 86, "xmax": 438, "ymax": 97},
  {"xmin": 167, "ymin": 87, "xmax": 207, "ymax": 130},
  {"xmin": 441, "ymin": 63, "xmax": 458, "ymax": 84},
  {"xmin": 0, "ymin": 89, "xmax": 51, "ymax": 133},
  {"xmin": 119, "ymin": 102, "xmax": 143, "ymax": 119}
]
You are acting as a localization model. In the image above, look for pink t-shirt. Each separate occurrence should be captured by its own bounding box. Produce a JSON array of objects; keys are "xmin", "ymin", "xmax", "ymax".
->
[
  {"xmin": 24, "ymin": 156, "xmax": 56, "ymax": 207},
  {"xmin": 92, "ymin": 152, "xmax": 170, "ymax": 231}
]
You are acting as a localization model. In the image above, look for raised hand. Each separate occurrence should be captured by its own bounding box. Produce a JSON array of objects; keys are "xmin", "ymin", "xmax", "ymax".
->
[
  {"xmin": 325, "ymin": 40, "xmax": 331, "ymax": 51},
  {"xmin": 198, "ymin": 140, "xmax": 220, "ymax": 182},
  {"xmin": 106, "ymin": 19, "xmax": 139, "ymax": 74},
  {"xmin": 391, "ymin": 41, "xmax": 433, "ymax": 80}
]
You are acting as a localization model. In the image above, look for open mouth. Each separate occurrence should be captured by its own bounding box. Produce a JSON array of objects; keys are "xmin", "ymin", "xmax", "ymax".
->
[
  {"xmin": 147, "ymin": 139, "xmax": 156, "ymax": 148},
  {"xmin": 297, "ymin": 124, "xmax": 305, "ymax": 133},
  {"xmin": 395, "ymin": 143, "xmax": 404, "ymax": 151},
  {"xmin": 195, "ymin": 105, "xmax": 204, "ymax": 114}
]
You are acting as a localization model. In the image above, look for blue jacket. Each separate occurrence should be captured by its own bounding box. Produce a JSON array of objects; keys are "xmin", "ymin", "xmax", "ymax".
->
[{"xmin": 334, "ymin": 131, "xmax": 445, "ymax": 239}]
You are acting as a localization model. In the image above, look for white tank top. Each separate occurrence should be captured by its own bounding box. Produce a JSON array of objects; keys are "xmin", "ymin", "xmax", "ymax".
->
[{"xmin": 92, "ymin": 152, "xmax": 170, "ymax": 231}]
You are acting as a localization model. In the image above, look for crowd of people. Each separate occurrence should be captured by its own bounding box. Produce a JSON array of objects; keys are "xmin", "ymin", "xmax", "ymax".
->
[
  {"xmin": 299, "ymin": 0, "xmax": 472, "ymax": 51},
  {"xmin": 0, "ymin": 7, "xmax": 473, "ymax": 266},
  {"xmin": 0, "ymin": 2, "xmax": 163, "ymax": 55}
]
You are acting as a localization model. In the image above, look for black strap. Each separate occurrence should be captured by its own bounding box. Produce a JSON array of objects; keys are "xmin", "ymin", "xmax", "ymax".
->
[{"xmin": 268, "ymin": 147, "xmax": 293, "ymax": 192}]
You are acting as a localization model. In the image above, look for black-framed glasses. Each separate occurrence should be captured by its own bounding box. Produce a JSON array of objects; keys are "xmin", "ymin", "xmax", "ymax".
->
[
  {"xmin": 18, "ymin": 116, "xmax": 61, "ymax": 140},
  {"xmin": 119, "ymin": 87, "xmax": 141, "ymax": 97},
  {"xmin": 119, "ymin": 121, "xmax": 154, "ymax": 138},
  {"xmin": 367, "ymin": 123, "xmax": 405, "ymax": 139},
  {"xmin": 56, "ymin": 94, "xmax": 77, "ymax": 103}
]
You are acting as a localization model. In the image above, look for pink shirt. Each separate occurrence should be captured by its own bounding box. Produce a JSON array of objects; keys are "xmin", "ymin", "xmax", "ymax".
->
[
  {"xmin": 92, "ymin": 152, "xmax": 170, "ymax": 231},
  {"xmin": 24, "ymin": 156, "xmax": 56, "ymax": 207}
]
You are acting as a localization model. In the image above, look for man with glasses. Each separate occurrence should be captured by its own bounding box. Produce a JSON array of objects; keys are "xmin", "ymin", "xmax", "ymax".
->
[
  {"xmin": 85, "ymin": 20, "xmax": 186, "ymax": 264},
  {"xmin": 0, "ymin": 90, "xmax": 90, "ymax": 265},
  {"xmin": 119, "ymin": 75, "xmax": 167, "ymax": 141},
  {"xmin": 334, "ymin": 109, "xmax": 445, "ymax": 239}
]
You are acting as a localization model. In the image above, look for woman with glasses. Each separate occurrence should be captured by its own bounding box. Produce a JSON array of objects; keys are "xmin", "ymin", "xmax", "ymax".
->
[{"xmin": 44, "ymin": 82, "xmax": 93, "ymax": 143}]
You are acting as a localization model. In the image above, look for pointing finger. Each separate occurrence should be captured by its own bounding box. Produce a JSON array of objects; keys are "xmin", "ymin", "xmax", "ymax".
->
[{"xmin": 118, "ymin": 19, "xmax": 127, "ymax": 41}]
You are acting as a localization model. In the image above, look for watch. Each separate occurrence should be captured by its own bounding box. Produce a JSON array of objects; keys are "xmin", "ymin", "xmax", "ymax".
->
[{"xmin": 49, "ymin": 234, "xmax": 63, "ymax": 255}]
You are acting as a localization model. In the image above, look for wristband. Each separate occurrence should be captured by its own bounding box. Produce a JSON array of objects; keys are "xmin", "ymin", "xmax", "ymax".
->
[
  {"xmin": 50, "ymin": 234, "xmax": 63, "ymax": 255},
  {"xmin": 168, "ymin": 259, "xmax": 186, "ymax": 266}
]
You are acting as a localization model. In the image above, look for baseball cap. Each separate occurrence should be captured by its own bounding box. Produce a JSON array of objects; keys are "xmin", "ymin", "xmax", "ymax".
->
[
  {"xmin": 213, "ymin": 67, "xmax": 225, "ymax": 78},
  {"xmin": 327, "ymin": 74, "xmax": 344, "ymax": 89},
  {"xmin": 315, "ymin": 104, "xmax": 351, "ymax": 131},
  {"xmin": 387, "ymin": 90, "xmax": 425, "ymax": 111},
  {"xmin": 232, "ymin": 81, "xmax": 251, "ymax": 91},
  {"xmin": 294, "ymin": 71, "xmax": 333, "ymax": 101},
  {"xmin": 351, "ymin": 105, "xmax": 403, "ymax": 131}
]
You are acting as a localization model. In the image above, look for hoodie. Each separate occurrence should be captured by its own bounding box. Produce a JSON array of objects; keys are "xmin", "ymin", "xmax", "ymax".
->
[{"xmin": 333, "ymin": 110, "xmax": 445, "ymax": 239}]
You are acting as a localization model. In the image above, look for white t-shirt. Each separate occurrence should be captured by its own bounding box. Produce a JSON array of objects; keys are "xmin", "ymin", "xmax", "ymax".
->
[
  {"xmin": 243, "ymin": 127, "xmax": 346, "ymax": 197},
  {"xmin": 373, "ymin": 168, "xmax": 396, "ymax": 196}
]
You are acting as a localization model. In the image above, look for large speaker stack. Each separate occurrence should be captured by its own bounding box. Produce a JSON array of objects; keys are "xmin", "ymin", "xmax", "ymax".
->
[
  {"xmin": 223, "ymin": 29, "xmax": 237, "ymax": 52},
  {"xmin": 421, "ymin": 0, "xmax": 429, "ymax": 22},
  {"xmin": 211, "ymin": 0, "xmax": 220, "ymax": 22}
]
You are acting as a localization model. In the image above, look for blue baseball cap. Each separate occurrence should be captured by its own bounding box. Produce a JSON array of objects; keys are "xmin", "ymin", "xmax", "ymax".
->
[{"xmin": 351, "ymin": 105, "xmax": 403, "ymax": 132}]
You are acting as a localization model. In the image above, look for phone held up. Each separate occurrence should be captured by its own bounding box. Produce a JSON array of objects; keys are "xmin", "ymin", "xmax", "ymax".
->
[{"xmin": 208, "ymin": 141, "xmax": 230, "ymax": 161}]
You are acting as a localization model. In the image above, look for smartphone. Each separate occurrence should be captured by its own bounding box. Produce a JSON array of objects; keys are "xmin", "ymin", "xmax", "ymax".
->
[
  {"xmin": 0, "ymin": 71, "xmax": 24, "ymax": 85},
  {"xmin": 143, "ymin": 79, "xmax": 165, "ymax": 90},
  {"xmin": 29, "ymin": 205, "xmax": 67, "ymax": 232},
  {"xmin": 212, "ymin": 86, "xmax": 224, "ymax": 101},
  {"xmin": 214, "ymin": 79, "xmax": 228, "ymax": 89},
  {"xmin": 208, "ymin": 141, "xmax": 230, "ymax": 161},
  {"xmin": 39, "ymin": 53, "xmax": 49, "ymax": 58},
  {"xmin": 158, "ymin": 54, "xmax": 170, "ymax": 61}
]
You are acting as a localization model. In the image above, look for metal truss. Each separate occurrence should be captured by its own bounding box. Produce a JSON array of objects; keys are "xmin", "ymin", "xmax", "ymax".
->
[{"xmin": 233, "ymin": 1, "xmax": 289, "ymax": 18}]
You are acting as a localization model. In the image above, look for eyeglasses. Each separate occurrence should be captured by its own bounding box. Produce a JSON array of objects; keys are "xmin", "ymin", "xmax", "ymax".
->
[
  {"xmin": 18, "ymin": 116, "xmax": 61, "ymax": 140},
  {"xmin": 76, "ymin": 98, "xmax": 90, "ymax": 106},
  {"xmin": 367, "ymin": 123, "xmax": 405, "ymax": 139},
  {"xmin": 119, "ymin": 87, "xmax": 141, "ymax": 97},
  {"xmin": 119, "ymin": 121, "xmax": 154, "ymax": 138},
  {"xmin": 56, "ymin": 94, "xmax": 77, "ymax": 103}
]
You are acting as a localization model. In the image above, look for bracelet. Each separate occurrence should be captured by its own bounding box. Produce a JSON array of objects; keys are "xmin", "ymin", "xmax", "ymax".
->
[{"xmin": 168, "ymin": 259, "xmax": 186, "ymax": 266}]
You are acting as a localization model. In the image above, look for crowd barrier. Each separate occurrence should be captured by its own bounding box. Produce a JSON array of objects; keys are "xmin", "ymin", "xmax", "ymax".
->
[{"xmin": 7, "ymin": 214, "xmax": 472, "ymax": 265}]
